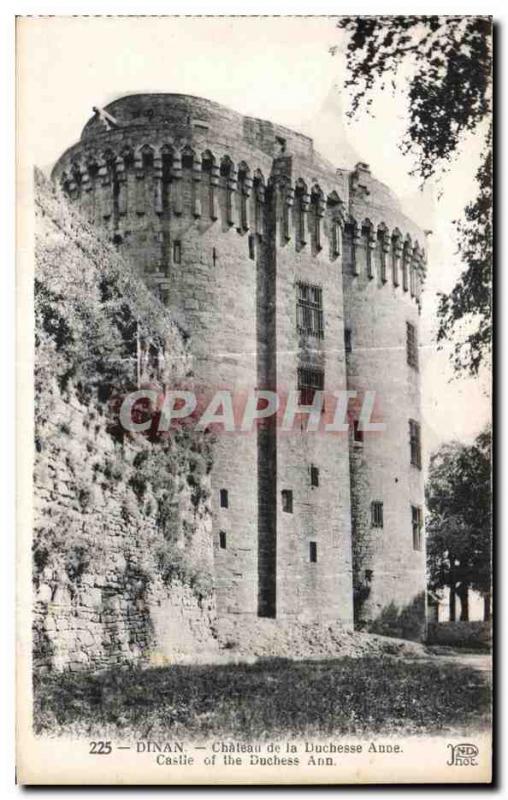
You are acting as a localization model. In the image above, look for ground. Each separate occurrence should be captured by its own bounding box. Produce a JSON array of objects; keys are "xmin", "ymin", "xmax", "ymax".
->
[{"xmin": 34, "ymin": 652, "xmax": 491, "ymax": 740}]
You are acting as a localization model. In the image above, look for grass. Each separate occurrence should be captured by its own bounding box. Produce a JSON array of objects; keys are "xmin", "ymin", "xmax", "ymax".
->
[{"xmin": 33, "ymin": 655, "xmax": 491, "ymax": 739}]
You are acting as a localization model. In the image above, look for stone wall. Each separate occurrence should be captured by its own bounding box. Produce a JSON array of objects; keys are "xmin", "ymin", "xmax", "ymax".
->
[
  {"xmin": 343, "ymin": 165, "xmax": 426, "ymax": 634},
  {"xmin": 50, "ymin": 93, "xmax": 428, "ymax": 636},
  {"xmin": 34, "ymin": 173, "xmax": 219, "ymax": 671}
]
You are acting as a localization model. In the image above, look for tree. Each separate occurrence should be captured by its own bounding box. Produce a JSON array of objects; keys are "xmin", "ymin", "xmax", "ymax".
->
[
  {"xmin": 425, "ymin": 428, "xmax": 492, "ymax": 621},
  {"xmin": 335, "ymin": 15, "xmax": 492, "ymax": 375}
]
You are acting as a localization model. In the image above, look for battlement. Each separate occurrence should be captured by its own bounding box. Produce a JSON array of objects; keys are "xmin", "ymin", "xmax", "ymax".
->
[
  {"xmin": 52, "ymin": 94, "xmax": 426, "ymax": 310},
  {"xmin": 50, "ymin": 93, "xmax": 427, "ymax": 634}
]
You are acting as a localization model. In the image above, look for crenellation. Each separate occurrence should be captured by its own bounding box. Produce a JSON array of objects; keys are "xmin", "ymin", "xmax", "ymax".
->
[{"xmin": 50, "ymin": 92, "xmax": 427, "ymax": 638}]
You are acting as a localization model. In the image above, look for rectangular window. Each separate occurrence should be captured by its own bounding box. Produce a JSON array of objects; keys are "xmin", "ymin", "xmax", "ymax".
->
[
  {"xmin": 344, "ymin": 328, "xmax": 352, "ymax": 354},
  {"xmin": 219, "ymin": 530, "xmax": 227, "ymax": 549},
  {"xmin": 371, "ymin": 501, "xmax": 384, "ymax": 528},
  {"xmin": 406, "ymin": 322, "xmax": 418, "ymax": 370},
  {"xmin": 296, "ymin": 282, "xmax": 324, "ymax": 339},
  {"xmin": 409, "ymin": 419, "xmax": 422, "ymax": 469},
  {"xmin": 248, "ymin": 233, "xmax": 255, "ymax": 260},
  {"xmin": 310, "ymin": 465, "xmax": 319, "ymax": 487},
  {"xmin": 297, "ymin": 365, "xmax": 324, "ymax": 406},
  {"xmin": 309, "ymin": 541, "xmax": 317, "ymax": 563},
  {"xmin": 412, "ymin": 505, "xmax": 423, "ymax": 551},
  {"xmin": 220, "ymin": 489, "xmax": 228, "ymax": 509},
  {"xmin": 281, "ymin": 489, "xmax": 293, "ymax": 513},
  {"xmin": 173, "ymin": 240, "xmax": 182, "ymax": 264},
  {"xmin": 353, "ymin": 420, "xmax": 364, "ymax": 444}
]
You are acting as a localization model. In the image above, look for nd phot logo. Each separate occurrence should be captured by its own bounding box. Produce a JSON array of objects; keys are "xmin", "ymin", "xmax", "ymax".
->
[{"xmin": 447, "ymin": 743, "xmax": 479, "ymax": 767}]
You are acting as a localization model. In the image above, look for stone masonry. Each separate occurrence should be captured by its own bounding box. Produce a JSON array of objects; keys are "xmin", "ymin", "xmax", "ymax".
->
[{"xmin": 51, "ymin": 93, "xmax": 428, "ymax": 636}]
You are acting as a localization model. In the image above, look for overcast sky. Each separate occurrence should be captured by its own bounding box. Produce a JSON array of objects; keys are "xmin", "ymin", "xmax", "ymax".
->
[{"xmin": 17, "ymin": 15, "xmax": 491, "ymax": 459}]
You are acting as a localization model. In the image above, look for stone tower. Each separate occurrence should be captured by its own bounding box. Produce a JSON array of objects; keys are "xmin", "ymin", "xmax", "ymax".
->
[{"xmin": 52, "ymin": 93, "xmax": 427, "ymax": 635}]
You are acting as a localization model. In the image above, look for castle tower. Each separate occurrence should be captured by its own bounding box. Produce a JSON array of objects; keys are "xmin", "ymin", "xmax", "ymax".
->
[
  {"xmin": 343, "ymin": 163, "xmax": 427, "ymax": 632},
  {"xmin": 52, "ymin": 93, "xmax": 426, "ymax": 636}
]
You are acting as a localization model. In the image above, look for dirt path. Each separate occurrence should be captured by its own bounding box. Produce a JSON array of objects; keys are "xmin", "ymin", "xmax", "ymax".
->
[{"xmin": 430, "ymin": 653, "xmax": 492, "ymax": 675}]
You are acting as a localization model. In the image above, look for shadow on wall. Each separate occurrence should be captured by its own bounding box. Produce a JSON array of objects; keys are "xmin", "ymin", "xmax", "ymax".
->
[{"xmin": 357, "ymin": 593, "xmax": 427, "ymax": 643}]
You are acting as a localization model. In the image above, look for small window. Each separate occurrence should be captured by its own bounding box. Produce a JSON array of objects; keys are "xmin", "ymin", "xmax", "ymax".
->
[
  {"xmin": 173, "ymin": 240, "xmax": 182, "ymax": 264},
  {"xmin": 406, "ymin": 322, "xmax": 418, "ymax": 370},
  {"xmin": 297, "ymin": 365, "xmax": 324, "ymax": 406},
  {"xmin": 409, "ymin": 419, "xmax": 422, "ymax": 469},
  {"xmin": 365, "ymin": 569, "xmax": 373, "ymax": 582},
  {"xmin": 219, "ymin": 530, "xmax": 227, "ymax": 549},
  {"xmin": 281, "ymin": 489, "xmax": 293, "ymax": 513},
  {"xmin": 371, "ymin": 501, "xmax": 384, "ymax": 528},
  {"xmin": 412, "ymin": 505, "xmax": 423, "ymax": 551},
  {"xmin": 309, "ymin": 541, "xmax": 317, "ymax": 563},
  {"xmin": 248, "ymin": 234, "xmax": 255, "ymax": 260},
  {"xmin": 344, "ymin": 328, "xmax": 352, "ymax": 354},
  {"xmin": 353, "ymin": 420, "xmax": 364, "ymax": 443},
  {"xmin": 220, "ymin": 489, "xmax": 228, "ymax": 509},
  {"xmin": 310, "ymin": 465, "xmax": 319, "ymax": 487}
]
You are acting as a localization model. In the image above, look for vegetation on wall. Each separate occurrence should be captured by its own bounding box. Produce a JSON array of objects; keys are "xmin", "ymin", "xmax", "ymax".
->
[{"xmin": 34, "ymin": 170, "xmax": 214, "ymax": 607}]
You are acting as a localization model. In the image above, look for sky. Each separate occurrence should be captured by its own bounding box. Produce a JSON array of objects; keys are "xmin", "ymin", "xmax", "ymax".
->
[{"xmin": 17, "ymin": 15, "xmax": 491, "ymax": 460}]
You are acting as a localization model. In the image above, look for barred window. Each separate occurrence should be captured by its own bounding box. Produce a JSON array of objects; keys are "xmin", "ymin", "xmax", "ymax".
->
[
  {"xmin": 281, "ymin": 489, "xmax": 293, "ymax": 513},
  {"xmin": 309, "ymin": 541, "xmax": 317, "ymax": 563},
  {"xmin": 409, "ymin": 419, "xmax": 422, "ymax": 469},
  {"xmin": 296, "ymin": 282, "xmax": 324, "ymax": 338},
  {"xmin": 412, "ymin": 505, "xmax": 423, "ymax": 551},
  {"xmin": 297, "ymin": 365, "xmax": 324, "ymax": 406},
  {"xmin": 407, "ymin": 322, "xmax": 418, "ymax": 369},
  {"xmin": 310, "ymin": 465, "xmax": 319, "ymax": 487},
  {"xmin": 371, "ymin": 501, "xmax": 384, "ymax": 528}
]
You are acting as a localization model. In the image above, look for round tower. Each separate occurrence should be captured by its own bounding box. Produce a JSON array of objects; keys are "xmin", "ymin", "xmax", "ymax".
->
[
  {"xmin": 342, "ymin": 162, "xmax": 427, "ymax": 637},
  {"xmin": 52, "ymin": 93, "xmax": 426, "ymax": 637}
]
